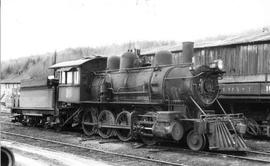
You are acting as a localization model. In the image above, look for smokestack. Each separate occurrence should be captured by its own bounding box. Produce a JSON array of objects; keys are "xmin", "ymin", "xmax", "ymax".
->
[
  {"xmin": 53, "ymin": 51, "xmax": 57, "ymax": 76},
  {"xmin": 182, "ymin": 42, "xmax": 194, "ymax": 64},
  {"xmin": 53, "ymin": 51, "xmax": 57, "ymax": 65}
]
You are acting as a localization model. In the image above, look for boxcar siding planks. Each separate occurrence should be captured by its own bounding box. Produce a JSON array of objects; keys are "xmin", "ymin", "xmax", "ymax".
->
[
  {"xmin": 228, "ymin": 48, "xmax": 231, "ymax": 75},
  {"xmin": 239, "ymin": 46, "xmax": 244, "ymax": 75},
  {"xmin": 247, "ymin": 45, "xmax": 250, "ymax": 74},
  {"xmin": 145, "ymin": 42, "xmax": 270, "ymax": 76},
  {"xmin": 233, "ymin": 47, "xmax": 238, "ymax": 75},
  {"xmin": 228, "ymin": 47, "xmax": 232, "ymax": 75},
  {"xmin": 223, "ymin": 48, "xmax": 229, "ymax": 75},
  {"xmin": 236, "ymin": 46, "xmax": 240, "ymax": 75},
  {"xmin": 229, "ymin": 47, "xmax": 233, "ymax": 75},
  {"xmin": 194, "ymin": 51, "xmax": 200, "ymax": 66},
  {"xmin": 258, "ymin": 44, "xmax": 264, "ymax": 73},
  {"xmin": 204, "ymin": 49, "xmax": 208, "ymax": 65},
  {"xmin": 247, "ymin": 46, "xmax": 250, "ymax": 74},
  {"xmin": 263, "ymin": 44, "xmax": 268, "ymax": 73},
  {"xmin": 266, "ymin": 44, "xmax": 270, "ymax": 73},
  {"xmin": 253, "ymin": 45, "xmax": 258, "ymax": 75},
  {"xmin": 250, "ymin": 45, "xmax": 257, "ymax": 75},
  {"xmin": 245, "ymin": 46, "xmax": 248, "ymax": 75},
  {"xmin": 233, "ymin": 47, "xmax": 236, "ymax": 75},
  {"xmin": 241, "ymin": 45, "xmax": 243, "ymax": 74}
]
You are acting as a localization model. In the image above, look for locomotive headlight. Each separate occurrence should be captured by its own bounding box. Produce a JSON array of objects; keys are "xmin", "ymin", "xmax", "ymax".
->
[
  {"xmin": 210, "ymin": 63, "xmax": 217, "ymax": 68},
  {"xmin": 210, "ymin": 59, "xmax": 224, "ymax": 70},
  {"xmin": 216, "ymin": 59, "xmax": 224, "ymax": 70}
]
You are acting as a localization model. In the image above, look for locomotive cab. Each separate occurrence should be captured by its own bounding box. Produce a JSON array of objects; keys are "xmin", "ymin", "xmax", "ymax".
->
[{"xmin": 49, "ymin": 57, "xmax": 107, "ymax": 103}]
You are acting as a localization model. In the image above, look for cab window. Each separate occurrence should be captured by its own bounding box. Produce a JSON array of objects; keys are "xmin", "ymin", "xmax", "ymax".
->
[
  {"xmin": 66, "ymin": 71, "xmax": 73, "ymax": 84},
  {"xmin": 73, "ymin": 70, "xmax": 79, "ymax": 84},
  {"xmin": 60, "ymin": 71, "xmax": 66, "ymax": 84},
  {"xmin": 58, "ymin": 68, "xmax": 80, "ymax": 85}
]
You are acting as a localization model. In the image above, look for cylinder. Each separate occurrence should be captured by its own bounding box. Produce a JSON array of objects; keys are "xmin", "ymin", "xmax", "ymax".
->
[
  {"xmin": 170, "ymin": 121, "xmax": 184, "ymax": 141},
  {"xmin": 107, "ymin": 56, "xmax": 120, "ymax": 70},
  {"xmin": 152, "ymin": 121, "xmax": 184, "ymax": 141},
  {"xmin": 153, "ymin": 50, "xmax": 172, "ymax": 66},
  {"xmin": 182, "ymin": 42, "xmax": 194, "ymax": 64},
  {"xmin": 120, "ymin": 52, "xmax": 137, "ymax": 69}
]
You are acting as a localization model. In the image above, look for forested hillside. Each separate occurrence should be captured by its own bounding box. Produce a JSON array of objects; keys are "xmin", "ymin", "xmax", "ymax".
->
[
  {"xmin": 2, "ymin": 26, "xmax": 269, "ymax": 82},
  {"xmin": 1, "ymin": 40, "xmax": 176, "ymax": 81}
]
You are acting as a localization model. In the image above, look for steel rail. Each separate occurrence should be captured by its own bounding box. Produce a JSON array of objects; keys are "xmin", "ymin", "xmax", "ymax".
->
[
  {"xmin": 246, "ymin": 150, "xmax": 270, "ymax": 156},
  {"xmin": 1, "ymin": 122, "xmax": 22, "ymax": 126},
  {"xmin": 0, "ymin": 131, "xmax": 186, "ymax": 166},
  {"xmin": 0, "ymin": 112, "xmax": 14, "ymax": 117},
  {"xmin": 215, "ymin": 153, "xmax": 270, "ymax": 164}
]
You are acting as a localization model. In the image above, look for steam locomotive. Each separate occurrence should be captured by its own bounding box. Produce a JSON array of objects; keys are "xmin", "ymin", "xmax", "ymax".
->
[{"xmin": 11, "ymin": 42, "xmax": 248, "ymax": 151}]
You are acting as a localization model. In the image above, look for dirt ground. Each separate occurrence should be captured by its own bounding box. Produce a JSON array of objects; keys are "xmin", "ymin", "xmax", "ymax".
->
[
  {"xmin": 245, "ymin": 139, "xmax": 270, "ymax": 152},
  {"xmin": 1, "ymin": 112, "xmax": 270, "ymax": 166},
  {"xmin": 1, "ymin": 140, "xmax": 110, "ymax": 166}
]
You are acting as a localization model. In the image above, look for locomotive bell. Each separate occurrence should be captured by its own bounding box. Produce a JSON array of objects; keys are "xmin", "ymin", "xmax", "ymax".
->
[
  {"xmin": 182, "ymin": 42, "xmax": 194, "ymax": 64},
  {"xmin": 107, "ymin": 56, "xmax": 120, "ymax": 70},
  {"xmin": 153, "ymin": 50, "xmax": 173, "ymax": 66}
]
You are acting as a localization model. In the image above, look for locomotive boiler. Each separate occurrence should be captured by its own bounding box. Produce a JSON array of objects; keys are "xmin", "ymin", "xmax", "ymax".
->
[{"xmin": 11, "ymin": 42, "xmax": 248, "ymax": 151}]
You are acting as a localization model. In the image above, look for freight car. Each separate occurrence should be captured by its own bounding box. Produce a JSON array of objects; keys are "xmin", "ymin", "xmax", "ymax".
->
[
  {"xmin": 216, "ymin": 41, "xmax": 270, "ymax": 137},
  {"xmin": 11, "ymin": 42, "xmax": 248, "ymax": 151},
  {"xmin": 196, "ymin": 36, "xmax": 270, "ymax": 138}
]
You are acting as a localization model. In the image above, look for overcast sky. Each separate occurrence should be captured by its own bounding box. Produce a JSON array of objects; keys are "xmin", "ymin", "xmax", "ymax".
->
[{"xmin": 1, "ymin": 0, "xmax": 270, "ymax": 60}]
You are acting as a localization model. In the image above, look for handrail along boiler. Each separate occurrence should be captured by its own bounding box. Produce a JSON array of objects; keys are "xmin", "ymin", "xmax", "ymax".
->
[{"xmin": 11, "ymin": 42, "xmax": 248, "ymax": 151}]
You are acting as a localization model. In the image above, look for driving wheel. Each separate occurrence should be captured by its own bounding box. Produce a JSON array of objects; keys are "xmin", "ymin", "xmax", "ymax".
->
[
  {"xmin": 115, "ymin": 111, "xmax": 132, "ymax": 141},
  {"xmin": 82, "ymin": 107, "xmax": 98, "ymax": 136},
  {"xmin": 98, "ymin": 110, "xmax": 115, "ymax": 138}
]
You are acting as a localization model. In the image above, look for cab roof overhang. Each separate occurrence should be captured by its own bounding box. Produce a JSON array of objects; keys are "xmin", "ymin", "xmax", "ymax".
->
[{"xmin": 49, "ymin": 57, "xmax": 106, "ymax": 69}]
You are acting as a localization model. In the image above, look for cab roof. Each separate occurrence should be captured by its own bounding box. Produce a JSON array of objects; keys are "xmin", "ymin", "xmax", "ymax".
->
[{"xmin": 49, "ymin": 56, "xmax": 106, "ymax": 69}]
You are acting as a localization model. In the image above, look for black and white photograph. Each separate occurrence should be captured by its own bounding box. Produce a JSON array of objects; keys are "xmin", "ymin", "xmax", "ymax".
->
[{"xmin": 1, "ymin": 0, "xmax": 270, "ymax": 165}]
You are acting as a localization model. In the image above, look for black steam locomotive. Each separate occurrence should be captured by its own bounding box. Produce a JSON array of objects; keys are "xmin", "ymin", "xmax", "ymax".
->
[{"xmin": 11, "ymin": 42, "xmax": 248, "ymax": 151}]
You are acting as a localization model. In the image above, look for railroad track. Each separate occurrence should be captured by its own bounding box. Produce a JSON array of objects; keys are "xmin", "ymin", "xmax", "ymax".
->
[
  {"xmin": 0, "ymin": 112, "xmax": 12, "ymax": 115},
  {"xmin": 148, "ymin": 145, "xmax": 270, "ymax": 164},
  {"xmin": 1, "ymin": 121, "xmax": 22, "ymax": 126},
  {"xmin": 2, "ymin": 121, "xmax": 270, "ymax": 164},
  {"xmin": 209, "ymin": 151, "xmax": 270, "ymax": 164},
  {"xmin": 0, "ymin": 131, "xmax": 186, "ymax": 166},
  {"xmin": 246, "ymin": 150, "xmax": 270, "ymax": 156}
]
